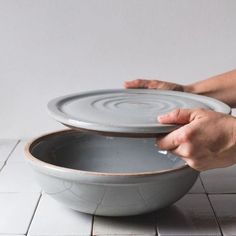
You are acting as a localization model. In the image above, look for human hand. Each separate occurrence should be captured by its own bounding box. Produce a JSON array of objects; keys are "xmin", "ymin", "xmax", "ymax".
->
[
  {"xmin": 156, "ymin": 108, "xmax": 236, "ymax": 171},
  {"xmin": 124, "ymin": 79, "xmax": 185, "ymax": 91}
]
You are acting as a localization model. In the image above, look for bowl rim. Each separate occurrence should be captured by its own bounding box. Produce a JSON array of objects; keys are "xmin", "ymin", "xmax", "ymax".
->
[{"xmin": 25, "ymin": 129, "xmax": 190, "ymax": 177}]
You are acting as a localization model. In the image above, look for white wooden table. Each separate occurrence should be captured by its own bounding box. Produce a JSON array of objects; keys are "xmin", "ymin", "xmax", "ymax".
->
[{"xmin": 0, "ymin": 139, "xmax": 236, "ymax": 236}]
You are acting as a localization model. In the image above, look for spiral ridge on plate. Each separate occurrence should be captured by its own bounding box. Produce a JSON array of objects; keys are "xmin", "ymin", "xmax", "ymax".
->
[
  {"xmin": 91, "ymin": 95, "xmax": 185, "ymax": 113},
  {"xmin": 48, "ymin": 89, "xmax": 231, "ymax": 135},
  {"xmin": 61, "ymin": 92, "xmax": 209, "ymax": 125}
]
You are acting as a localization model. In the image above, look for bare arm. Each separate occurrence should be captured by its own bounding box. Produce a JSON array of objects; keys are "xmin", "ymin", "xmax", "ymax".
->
[
  {"xmin": 185, "ymin": 69, "xmax": 236, "ymax": 107},
  {"xmin": 125, "ymin": 69, "xmax": 236, "ymax": 107}
]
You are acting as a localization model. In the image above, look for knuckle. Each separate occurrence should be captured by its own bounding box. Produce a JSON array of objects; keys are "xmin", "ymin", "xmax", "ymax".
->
[
  {"xmin": 175, "ymin": 135, "xmax": 183, "ymax": 145},
  {"xmin": 183, "ymin": 145, "xmax": 194, "ymax": 157},
  {"xmin": 195, "ymin": 108, "xmax": 207, "ymax": 115},
  {"xmin": 168, "ymin": 108, "xmax": 181, "ymax": 122},
  {"xmin": 162, "ymin": 82, "xmax": 173, "ymax": 90},
  {"xmin": 178, "ymin": 129, "xmax": 192, "ymax": 143},
  {"xmin": 148, "ymin": 82, "xmax": 157, "ymax": 88},
  {"xmin": 179, "ymin": 132, "xmax": 189, "ymax": 143},
  {"xmin": 177, "ymin": 131, "xmax": 189, "ymax": 143},
  {"xmin": 173, "ymin": 108, "xmax": 181, "ymax": 117}
]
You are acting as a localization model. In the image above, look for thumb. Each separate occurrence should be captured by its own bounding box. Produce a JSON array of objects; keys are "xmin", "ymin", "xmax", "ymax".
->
[{"xmin": 158, "ymin": 108, "xmax": 194, "ymax": 125}]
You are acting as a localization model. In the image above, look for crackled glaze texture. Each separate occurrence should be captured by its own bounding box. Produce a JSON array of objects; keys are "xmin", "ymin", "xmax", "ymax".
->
[{"xmin": 25, "ymin": 130, "xmax": 198, "ymax": 216}]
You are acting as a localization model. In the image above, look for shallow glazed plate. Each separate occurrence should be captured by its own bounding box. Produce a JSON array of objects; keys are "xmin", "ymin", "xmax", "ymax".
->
[{"xmin": 48, "ymin": 89, "xmax": 230, "ymax": 136}]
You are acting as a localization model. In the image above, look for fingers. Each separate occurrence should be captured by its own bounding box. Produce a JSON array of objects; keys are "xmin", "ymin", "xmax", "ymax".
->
[
  {"xmin": 156, "ymin": 108, "xmax": 206, "ymax": 150},
  {"xmin": 156, "ymin": 136, "xmax": 201, "ymax": 170},
  {"xmin": 156, "ymin": 123, "xmax": 194, "ymax": 150},
  {"xmin": 124, "ymin": 79, "xmax": 184, "ymax": 91},
  {"xmin": 124, "ymin": 79, "xmax": 152, "ymax": 89},
  {"xmin": 155, "ymin": 125, "xmax": 206, "ymax": 171},
  {"xmin": 155, "ymin": 108, "xmax": 234, "ymax": 171},
  {"xmin": 158, "ymin": 108, "xmax": 198, "ymax": 125},
  {"xmin": 156, "ymin": 128, "xmax": 183, "ymax": 150},
  {"xmin": 124, "ymin": 79, "xmax": 166, "ymax": 89}
]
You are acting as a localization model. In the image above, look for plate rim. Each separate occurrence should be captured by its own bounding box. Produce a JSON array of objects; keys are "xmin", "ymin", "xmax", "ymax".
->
[{"xmin": 47, "ymin": 89, "xmax": 231, "ymax": 135}]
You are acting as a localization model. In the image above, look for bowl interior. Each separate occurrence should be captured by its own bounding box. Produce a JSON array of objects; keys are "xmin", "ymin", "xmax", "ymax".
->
[{"xmin": 30, "ymin": 131, "xmax": 185, "ymax": 173}]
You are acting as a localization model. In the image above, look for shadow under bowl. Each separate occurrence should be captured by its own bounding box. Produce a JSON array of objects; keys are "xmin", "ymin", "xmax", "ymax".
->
[{"xmin": 25, "ymin": 130, "xmax": 198, "ymax": 216}]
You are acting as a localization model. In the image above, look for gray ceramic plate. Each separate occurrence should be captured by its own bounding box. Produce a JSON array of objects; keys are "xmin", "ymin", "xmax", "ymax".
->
[{"xmin": 48, "ymin": 89, "xmax": 231, "ymax": 136}]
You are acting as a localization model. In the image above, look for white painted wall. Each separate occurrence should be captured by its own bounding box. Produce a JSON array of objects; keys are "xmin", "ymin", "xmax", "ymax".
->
[{"xmin": 0, "ymin": 0, "xmax": 236, "ymax": 138}]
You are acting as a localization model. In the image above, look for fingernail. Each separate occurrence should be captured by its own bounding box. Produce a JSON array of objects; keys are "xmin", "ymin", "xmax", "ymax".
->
[{"xmin": 157, "ymin": 115, "xmax": 165, "ymax": 122}]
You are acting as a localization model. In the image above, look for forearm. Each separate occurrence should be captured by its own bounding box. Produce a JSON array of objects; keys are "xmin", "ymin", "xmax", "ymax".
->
[{"xmin": 184, "ymin": 69, "xmax": 236, "ymax": 108}]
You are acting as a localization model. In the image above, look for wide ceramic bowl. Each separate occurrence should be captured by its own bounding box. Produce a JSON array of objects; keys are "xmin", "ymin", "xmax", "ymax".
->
[{"xmin": 25, "ymin": 130, "xmax": 198, "ymax": 216}]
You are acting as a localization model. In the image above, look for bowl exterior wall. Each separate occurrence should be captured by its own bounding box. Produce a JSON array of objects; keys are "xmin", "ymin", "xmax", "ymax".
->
[{"xmin": 30, "ymin": 165, "xmax": 198, "ymax": 216}]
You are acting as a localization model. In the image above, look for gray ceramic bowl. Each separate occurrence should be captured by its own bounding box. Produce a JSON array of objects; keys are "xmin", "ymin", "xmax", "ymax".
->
[{"xmin": 25, "ymin": 130, "xmax": 198, "ymax": 216}]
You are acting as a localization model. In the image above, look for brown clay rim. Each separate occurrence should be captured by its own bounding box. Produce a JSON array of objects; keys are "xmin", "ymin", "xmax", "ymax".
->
[{"xmin": 25, "ymin": 129, "xmax": 190, "ymax": 177}]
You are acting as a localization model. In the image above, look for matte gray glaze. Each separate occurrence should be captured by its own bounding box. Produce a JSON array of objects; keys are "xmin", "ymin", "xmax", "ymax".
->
[
  {"xmin": 25, "ymin": 130, "xmax": 198, "ymax": 216},
  {"xmin": 47, "ymin": 89, "xmax": 231, "ymax": 136}
]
